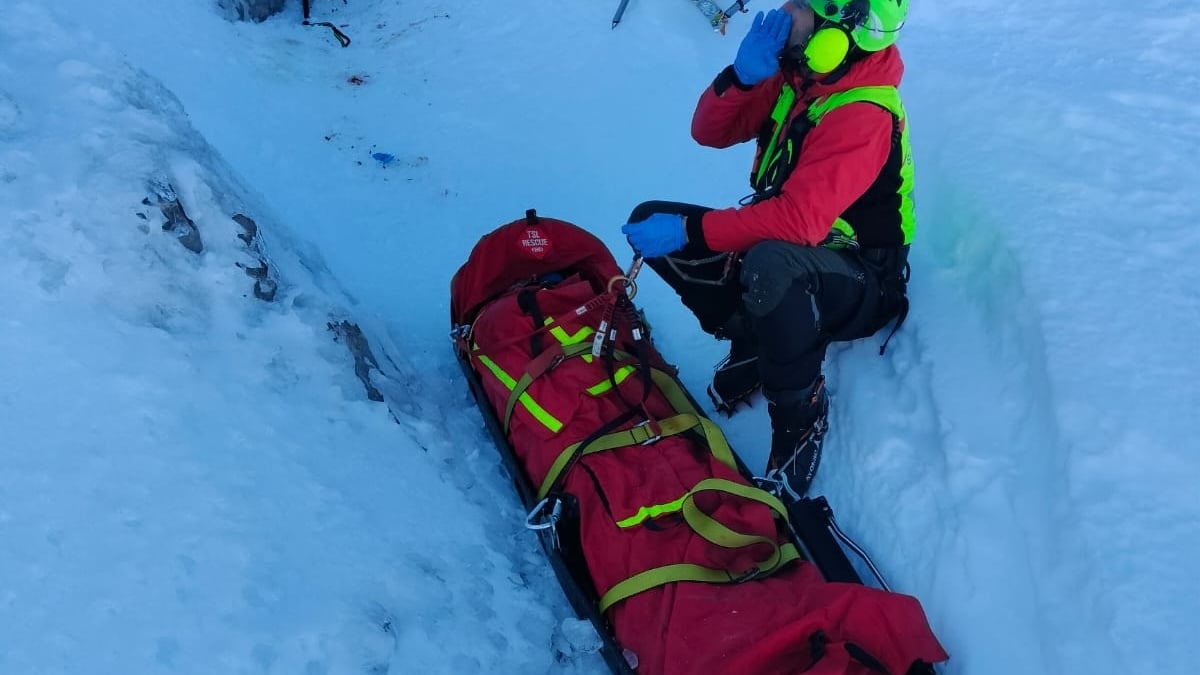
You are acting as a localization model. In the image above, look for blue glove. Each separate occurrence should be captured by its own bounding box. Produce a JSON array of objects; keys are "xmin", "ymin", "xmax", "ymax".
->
[
  {"xmin": 621, "ymin": 213, "xmax": 687, "ymax": 258},
  {"xmin": 733, "ymin": 9, "xmax": 792, "ymax": 86}
]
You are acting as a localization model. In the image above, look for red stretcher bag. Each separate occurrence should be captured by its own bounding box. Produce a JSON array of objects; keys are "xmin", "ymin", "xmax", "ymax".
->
[{"xmin": 450, "ymin": 212, "xmax": 947, "ymax": 675}]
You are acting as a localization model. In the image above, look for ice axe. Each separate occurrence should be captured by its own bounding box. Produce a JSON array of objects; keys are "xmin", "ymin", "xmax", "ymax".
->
[{"xmin": 611, "ymin": 0, "xmax": 631, "ymax": 29}]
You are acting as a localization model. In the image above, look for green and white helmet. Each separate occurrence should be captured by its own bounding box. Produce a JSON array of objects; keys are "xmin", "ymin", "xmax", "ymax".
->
[{"xmin": 808, "ymin": 0, "xmax": 908, "ymax": 52}]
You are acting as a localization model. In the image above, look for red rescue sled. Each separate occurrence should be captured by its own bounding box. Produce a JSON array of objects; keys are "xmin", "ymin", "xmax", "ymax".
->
[{"xmin": 450, "ymin": 211, "xmax": 947, "ymax": 675}]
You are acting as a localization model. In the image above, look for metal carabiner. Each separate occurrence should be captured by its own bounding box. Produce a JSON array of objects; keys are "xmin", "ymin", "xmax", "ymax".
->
[
  {"xmin": 524, "ymin": 496, "xmax": 563, "ymax": 532},
  {"xmin": 449, "ymin": 323, "xmax": 472, "ymax": 343},
  {"xmin": 625, "ymin": 255, "xmax": 644, "ymax": 283},
  {"xmin": 606, "ymin": 255, "xmax": 645, "ymax": 299}
]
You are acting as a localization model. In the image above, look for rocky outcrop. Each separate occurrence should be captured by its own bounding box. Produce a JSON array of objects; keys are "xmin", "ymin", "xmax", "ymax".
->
[{"xmin": 217, "ymin": 0, "xmax": 286, "ymax": 22}]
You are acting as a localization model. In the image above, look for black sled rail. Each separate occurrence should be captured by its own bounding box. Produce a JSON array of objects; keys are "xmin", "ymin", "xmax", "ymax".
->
[
  {"xmin": 457, "ymin": 350, "xmax": 636, "ymax": 674},
  {"xmin": 455, "ymin": 347, "xmax": 919, "ymax": 673}
]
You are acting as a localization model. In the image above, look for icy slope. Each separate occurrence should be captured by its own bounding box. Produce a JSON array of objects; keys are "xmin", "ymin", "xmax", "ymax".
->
[{"xmin": 0, "ymin": 5, "xmax": 602, "ymax": 673}]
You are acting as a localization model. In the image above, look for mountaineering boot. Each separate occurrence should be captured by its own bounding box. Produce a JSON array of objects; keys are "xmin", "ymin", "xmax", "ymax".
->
[
  {"xmin": 709, "ymin": 338, "xmax": 760, "ymax": 414},
  {"xmin": 707, "ymin": 311, "xmax": 760, "ymax": 415},
  {"xmin": 759, "ymin": 376, "xmax": 829, "ymax": 503}
]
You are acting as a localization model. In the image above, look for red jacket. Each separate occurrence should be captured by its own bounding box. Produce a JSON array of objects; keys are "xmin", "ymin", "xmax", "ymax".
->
[{"xmin": 692, "ymin": 48, "xmax": 905, "ymax": 253}]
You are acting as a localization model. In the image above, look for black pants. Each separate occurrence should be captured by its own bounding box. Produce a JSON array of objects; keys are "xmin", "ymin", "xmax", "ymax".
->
[{"xmin": 628, "ymin": 201, "xmax": 908, "ymax": 393}]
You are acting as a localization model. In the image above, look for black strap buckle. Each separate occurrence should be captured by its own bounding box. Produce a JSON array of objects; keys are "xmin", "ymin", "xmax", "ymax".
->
[{"xmin": 732, "ymin": 566, "xmax": 763, "ymax": 583}]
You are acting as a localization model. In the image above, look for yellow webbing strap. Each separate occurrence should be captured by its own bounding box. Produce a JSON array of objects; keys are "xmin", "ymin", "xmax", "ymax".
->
[
  {"xmin": 616, "ymin": 495, "xmax": 690, "ymax": 529},
  {"xmin": 536, "ymin": 412, "xmax": 704, "ymax": 500},
  {"xmin": 648, "ymin": 367, "xmax": 737, "ymax": 472},
  {"xmin": 534, "ymin": 359, "xmax": 741, "ymax": 500},
  {"xmin": 615, "ymin": 477, "xmax": 788, "ymax": 530},
  {"xmin": 495, "ymin": 340, "xmax": 792, "ymax": 613},
  {"xmin": 598, "ymin": 478, "xmax": 801, "ymax": 614}
]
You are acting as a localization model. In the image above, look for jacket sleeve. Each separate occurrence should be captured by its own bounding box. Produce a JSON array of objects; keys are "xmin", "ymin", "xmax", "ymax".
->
[
  {"xmin": 695, "ymin": 102, "xmax": 894, "ymax": 252},
  {"xmin": 691, "ymin": 67, "xmax": 782, "ymax": 149}
]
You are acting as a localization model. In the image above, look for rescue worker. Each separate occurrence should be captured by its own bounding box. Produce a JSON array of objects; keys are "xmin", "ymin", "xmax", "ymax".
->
[{"xmin": 621, "ymin": 0, "xmax": 914, "ymax": 501}]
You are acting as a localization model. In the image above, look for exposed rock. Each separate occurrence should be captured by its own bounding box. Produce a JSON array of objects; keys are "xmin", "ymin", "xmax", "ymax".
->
[
  {"xmin": 232, "ymin": 214, "xmax": 277, "ymax": 302},
  {"xmin": 328, "ymin": 320, "xmax": 385, "ymax": 402},
  {"xmin": 217, "ymin": 0, "xmax": 286, "ymax": 23},
  {"xmin": 147, "ymin": 180, "xmax": 203, "ymax": 254},
  {"xmin": 232, "ymin": 213, "xmax": 258, "ymax": 245}
]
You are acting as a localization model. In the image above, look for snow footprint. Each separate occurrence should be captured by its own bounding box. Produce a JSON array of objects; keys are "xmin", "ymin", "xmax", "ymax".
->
[
  {"xmin": 0, "ymin": 91, "xmax": 19, "ymax": 139},
  {"xmin": 0, "ymin": 91, "xmax": 23, "ymax": 185}
]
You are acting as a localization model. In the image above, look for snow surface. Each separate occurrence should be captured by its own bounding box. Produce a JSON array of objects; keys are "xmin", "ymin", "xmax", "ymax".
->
[{"xmin": 1, "ymin": 1, "xmax": 1197, "ymax": 674}]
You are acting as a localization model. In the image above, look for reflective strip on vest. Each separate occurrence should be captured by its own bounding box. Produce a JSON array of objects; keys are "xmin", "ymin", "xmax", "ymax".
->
[
  {"xmin": 806, "ymin": 85, "xmax": 916, "ymax": 246},
  {"xmin": 755, "ymin": 84, "xmax": 916, "ymax": 246},
  {"xmin": 754, "ymin": 84, "xmax": 797, "ymax": 189}
]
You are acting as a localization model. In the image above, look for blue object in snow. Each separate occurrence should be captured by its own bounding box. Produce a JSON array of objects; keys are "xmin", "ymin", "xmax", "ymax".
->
[{"xmin": 372, "ymin": 152, "xmax": 395, "ymax": 167}]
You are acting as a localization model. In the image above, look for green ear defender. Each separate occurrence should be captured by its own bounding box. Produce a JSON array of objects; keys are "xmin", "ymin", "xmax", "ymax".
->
[{"xmin": 802, "ymin": 26, "xmax": 851, "ymax": 74}]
